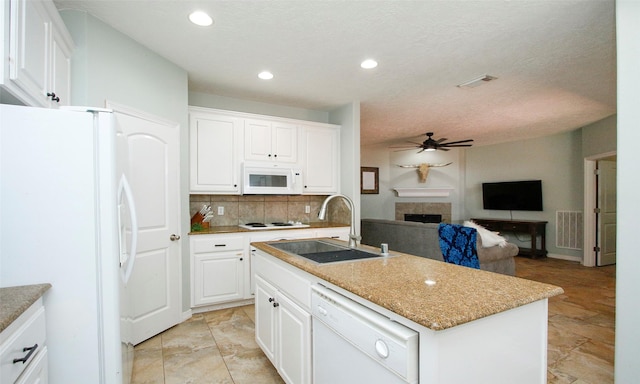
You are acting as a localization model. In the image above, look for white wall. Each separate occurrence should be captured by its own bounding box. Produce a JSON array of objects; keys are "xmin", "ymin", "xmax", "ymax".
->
[
  {"xmin": 329, "ymin": 102, "xmax": 361, "ymax": 232},
  {"xmin": 465, "ymin": 130, "xmax": 584, "ymax": 259},
  {"xmin": 60, "ymin": 10, "xmax": 192, "ymax": 312},
  {"xmin": 582, "ymin": 115, "xmax": 616, "ymax": 158},
  {"xmin": 615, "ymin": 1, "xmax": 640, "ymax": 381},
  {"xmin": 361, "ymin": 144, "xmax": 466, "ymax": 220},
  {"xmin": 189, "ymin": 91, "xmax": 330, "ymax": 123}
]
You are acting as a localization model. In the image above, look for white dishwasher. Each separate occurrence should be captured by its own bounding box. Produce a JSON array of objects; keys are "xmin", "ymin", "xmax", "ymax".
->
[{"xmin": 311, "ymin": 284, "xmax": 419, "ymax": 384}]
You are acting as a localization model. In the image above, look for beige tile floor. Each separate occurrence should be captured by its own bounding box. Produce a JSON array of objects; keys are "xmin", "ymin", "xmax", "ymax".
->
[{"xmin": 131, "ymin": 257, "xmax": 615, "ymax": 384}]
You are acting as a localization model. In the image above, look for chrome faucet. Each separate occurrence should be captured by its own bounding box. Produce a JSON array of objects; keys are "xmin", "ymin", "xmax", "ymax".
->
[{"xmin": 318, "ymin": 194, "xmax": 361, "ymax": 248}]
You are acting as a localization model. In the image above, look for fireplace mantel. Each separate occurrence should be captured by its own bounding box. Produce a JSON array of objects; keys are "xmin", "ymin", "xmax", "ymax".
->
[{"xmin": 393, "ymin": 187, "xmax": 453, "ymax": 197}]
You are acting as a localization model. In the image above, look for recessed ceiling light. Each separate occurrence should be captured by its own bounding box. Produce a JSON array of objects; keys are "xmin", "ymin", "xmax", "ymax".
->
[
  {"xmin": 189, "ymin": 11, "xmax": 213, "ymax": 27},
  {"xmin": 361, "ymin": 59, "xmax": 378, "ymax": 69},
  {"xmin": 258, "ymin": 71, "xmax": 274, "ymax": 80}
]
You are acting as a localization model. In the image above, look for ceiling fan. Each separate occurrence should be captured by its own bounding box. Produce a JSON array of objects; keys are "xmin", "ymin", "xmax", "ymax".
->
[{"xmin": 391, "ymin": 132, "xmax": 474, "ymax": 152}]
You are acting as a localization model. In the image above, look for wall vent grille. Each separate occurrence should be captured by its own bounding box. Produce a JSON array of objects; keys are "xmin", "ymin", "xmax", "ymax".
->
[{"xmin": 556, "ymin": 211, "xmax": 583, "ymax": 250}]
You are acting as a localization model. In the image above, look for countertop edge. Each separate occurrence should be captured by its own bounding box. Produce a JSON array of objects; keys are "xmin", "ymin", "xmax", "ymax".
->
[
  {"xmin": 188, "ymin": 222, "xmax": 349, "ymax": 235},
  {"xmin": 252, "ymin": 241, "xmax": 563, "ymax": 331},
  {"xmin": 0, "ymin": 283, "xmax": 52, "ymax": 333}
]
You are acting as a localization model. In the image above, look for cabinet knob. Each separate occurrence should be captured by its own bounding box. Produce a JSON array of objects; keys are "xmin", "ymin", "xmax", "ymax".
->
[
  {"xmin": 239, "ymin": 257, "xmax": 244, "ymax": 261},
  {"xmin": 47, "ymin": 92, "xmax": 60, "ymax": 103},
  {"xmin": 170, "ymin": 234, "xmax": 181, "ymax": 241},
  {"xmin": 269, "ymin": 297, "xmax": 275, "ymax": 303},
  {"xmin": 273, "ymin": 302, "xmax": 280, "ymax": 308}
]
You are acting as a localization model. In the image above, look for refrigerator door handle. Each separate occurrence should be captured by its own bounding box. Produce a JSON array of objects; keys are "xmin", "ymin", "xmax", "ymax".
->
[{"xmin": 118, "ymin": 174, "xmax": 139, "ymax": 284}]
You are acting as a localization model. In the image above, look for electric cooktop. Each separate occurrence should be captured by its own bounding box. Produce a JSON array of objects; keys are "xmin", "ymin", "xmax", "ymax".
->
[{"xmin": 239, "ymin": 222, "xmax": 311, "ymax": 230}]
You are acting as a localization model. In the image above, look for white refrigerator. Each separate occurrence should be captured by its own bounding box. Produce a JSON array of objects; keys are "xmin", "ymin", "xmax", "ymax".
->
[{"xmin": 0, "ymin": 104, "xmax": 137, "ymax": 384}]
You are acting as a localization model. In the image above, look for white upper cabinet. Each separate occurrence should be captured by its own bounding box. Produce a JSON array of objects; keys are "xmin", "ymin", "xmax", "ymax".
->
[
  {"xmin": 188, "ymin": 107, "xmax": 341, "ymax": 195},
  {"xmin": 1, "ymin": 0, "xmax": 73, "ymax": 107},
  {"xmin": 189, "ymin": 108, "xmax": 243, "ymax": 194},
  {"xmin": 301, "ymin": 125, "xmax": 340, "ymax": 195},
  {"xmin": 245, "ymin": 119, "xmax": 298, "ymax": 163}
]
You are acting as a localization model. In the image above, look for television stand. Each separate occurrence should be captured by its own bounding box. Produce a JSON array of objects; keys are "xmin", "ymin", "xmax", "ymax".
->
[{"xmin": 471, "ymin": 218, "xmax": 548, "ymax": 259}]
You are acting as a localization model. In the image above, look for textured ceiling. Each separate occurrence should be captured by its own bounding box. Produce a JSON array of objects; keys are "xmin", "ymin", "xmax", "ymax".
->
[{"xmin": 54, "ymin": 0, "xmax": 616, "ymax": 148}]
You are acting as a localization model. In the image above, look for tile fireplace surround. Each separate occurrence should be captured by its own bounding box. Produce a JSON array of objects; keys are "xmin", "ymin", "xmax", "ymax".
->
[{"xmin": 395, "ymin": 202, "xmax": 452, "ymax": 223}]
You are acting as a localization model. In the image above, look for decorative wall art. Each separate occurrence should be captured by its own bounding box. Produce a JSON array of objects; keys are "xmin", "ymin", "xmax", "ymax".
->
[{"xmin": 361, "ymin": 167, "xmax": 379, "ymax": 194}]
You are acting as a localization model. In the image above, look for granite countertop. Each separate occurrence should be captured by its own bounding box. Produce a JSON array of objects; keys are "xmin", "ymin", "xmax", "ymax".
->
[
  {"xmin": 252, "ymin": 240, "xmax": 563, "ymax": 331},
  {"xmin": 0, "ymin": 284, "xmax": 51, "ymax": 333},
  {"xmin": 189, "ymin": 221, "xmax": 349, "ymax": 235}
]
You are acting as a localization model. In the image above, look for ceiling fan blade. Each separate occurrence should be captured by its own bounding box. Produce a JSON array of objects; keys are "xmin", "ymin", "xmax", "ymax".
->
[
  {"xmin": 441, "ymin": 144, "xmax": 473, "ymax": 147},
  {"xmin": 389, "ymin": 141, "xmax": 423, "ymax": 148},
  {"xmin": 436, "ymin": 138, "xmax": 448, "ymax": 143},
  {"xmin": 392, "ymin": 147, "xmax": 421, "ymax": 152},
  {"xmin": 441, "ymin": 139, "xmax": 474, "ymax": 146},
  {"xmin": 439, "ymin": 147, "xmax": 450, "ymax": 151}
]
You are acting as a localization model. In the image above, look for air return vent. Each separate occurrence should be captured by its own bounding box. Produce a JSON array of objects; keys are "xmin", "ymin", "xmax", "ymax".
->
[{"xmin": 556, "ymin": 211, "xmax": 583, "ymax": 250}]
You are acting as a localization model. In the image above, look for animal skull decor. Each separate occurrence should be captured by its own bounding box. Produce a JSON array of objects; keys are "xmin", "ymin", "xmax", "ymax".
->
[{"xmin": 397, "ymin": 162, "xmax": 452, "ymax": 183}]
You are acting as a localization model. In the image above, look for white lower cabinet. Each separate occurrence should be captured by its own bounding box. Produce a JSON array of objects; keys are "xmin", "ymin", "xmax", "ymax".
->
[
  {"xmin": 190, "ymin": 227, "xmax": 349, "ymax": 310},
  {"xmin": 255, "ymin": 275, "xmax": 311, "ymax": 384},
  {"xmin": 191, "ymin": 235, "xmax": 246, "ymax": 306},
  {"xmin": 0, "ymin": 299, "xmax": 48, "ymax": 384}
]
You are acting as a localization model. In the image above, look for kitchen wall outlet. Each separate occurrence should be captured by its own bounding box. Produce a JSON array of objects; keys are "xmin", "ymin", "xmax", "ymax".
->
[
  {"xmin": 305, "ymin": 205, "xmax": 310, "ymax": 214},
  {"xmin": 217, "ymin": 206, "xmax": 224, "ymax": 215}
]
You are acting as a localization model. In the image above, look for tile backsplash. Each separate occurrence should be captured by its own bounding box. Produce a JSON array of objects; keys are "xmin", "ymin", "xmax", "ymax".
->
[{"xmin": 190, "ymin": 195, "xmax": 351, "ymax": 227}]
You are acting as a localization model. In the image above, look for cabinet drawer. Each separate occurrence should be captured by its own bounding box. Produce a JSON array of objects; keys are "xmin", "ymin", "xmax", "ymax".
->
[
  {"xmin": 15, "ymin": 345, "xmax": 47, "ymax": 384},
  {"xmin": 500, "ymin": 223, "xmax": 529, "ymax": 232},
  {"xmin": 254, "ymin": 251, "xmax": 311, "ymax": 310},
  {"xmin": 0, "ymin": 304, "xmax": 46, "ymax": 384},
  {"xmin": 193, "ymin": 236, "xmax": 244, "ymax": 253}
]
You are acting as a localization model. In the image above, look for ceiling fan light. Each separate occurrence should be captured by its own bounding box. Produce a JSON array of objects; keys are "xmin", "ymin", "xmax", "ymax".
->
[{"xmin": 457, "ymin": 74, "xmax": 497, "ymax": 88}]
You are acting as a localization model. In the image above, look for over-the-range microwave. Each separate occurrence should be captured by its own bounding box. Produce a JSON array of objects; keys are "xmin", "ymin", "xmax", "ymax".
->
[{"xmin": 242, "ymin": 163, "xmax": 303, "ymax": 195}]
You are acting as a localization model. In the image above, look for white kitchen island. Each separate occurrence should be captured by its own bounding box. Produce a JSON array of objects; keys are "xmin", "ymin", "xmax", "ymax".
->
[{"xmin": 251, "ymin": 239, "xmax": 563, "ymax": 384}]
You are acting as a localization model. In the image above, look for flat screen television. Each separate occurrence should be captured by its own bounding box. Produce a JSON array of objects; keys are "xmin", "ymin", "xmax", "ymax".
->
[{"xmin": 482, "ymin": 180, "xmax": 543, "ymax": 211}]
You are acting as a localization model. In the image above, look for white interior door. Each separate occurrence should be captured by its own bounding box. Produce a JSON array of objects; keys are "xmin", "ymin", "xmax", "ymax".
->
[
  {"xmin": 109, "ymin": 102, "xmax": 182, "ymax": 344},
  {"xmin": 597, "ymin": 160, "xmax": 617, "ymax": 266}
]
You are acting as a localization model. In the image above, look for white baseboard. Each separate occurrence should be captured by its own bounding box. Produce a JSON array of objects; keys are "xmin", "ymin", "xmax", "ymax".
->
[
  {"xmin": 182, "ymin": 309, "xmax": 193, "ymax": 322},
  {"xmin": 191, "ymin": 299, "xmax": 255, "ymax": 315},
  {"xmin": 546, "ymin": 253, "xmax": 583, "ymax": 263}
]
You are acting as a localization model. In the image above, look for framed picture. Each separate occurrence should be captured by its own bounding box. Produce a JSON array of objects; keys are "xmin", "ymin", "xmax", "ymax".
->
[{"xmin": 361, "ymin": 167, "xmax": 379, "ymax": 194}]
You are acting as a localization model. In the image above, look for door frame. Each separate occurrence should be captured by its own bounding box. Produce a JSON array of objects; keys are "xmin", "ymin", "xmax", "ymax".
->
[{"xmin": 583, "ymin": 150, "xmax": 617, "ymax": 267}]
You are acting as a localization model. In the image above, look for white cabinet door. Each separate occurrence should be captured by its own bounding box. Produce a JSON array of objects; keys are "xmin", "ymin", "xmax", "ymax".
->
[
  {"xmin": 271, "ymin": 121, "xmax": 298, "ymax": 163},
  {"xmin": 6, "ymin": 0, "xmax": 73, "ymax": 107},
  {"xmin": 49, "ymin": 25, "xmax": 72, "ymax": 107},
  {"xmin": 189, "ymin": 110, "xmax": 242, "ymax": 194},
  {"xmin": 110, "ymin": 103, "xmax": 182, "ymax": 345},
  {"xmin": 9, "ymin": 0, "xmax": 49, "ymax": 107},
  {"xmin": 245, "ymin": 119, "xmax": 298, "ymax": 163},
  {"xmin": 277, "ymin": 292, "xmax": 312, "ymax": 384},
  {"xmin": 191, "ymin": 234, "xmax": 246, "ymax": 307},
  {"xmin": 302, "ymin": 125, "xmax": 340, "ymax": 194},
  {"xmin": 255, "ymin": 275, "xmax": 278, "ymax": 364},
  {"xmin": 193, "ymin": 251, "xmax": 245, "ymax": 306}
]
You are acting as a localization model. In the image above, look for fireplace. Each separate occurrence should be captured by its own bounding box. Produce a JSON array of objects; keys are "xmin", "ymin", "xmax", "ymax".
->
[
  {"xmin": 404, "ymin": 214, "xmax": 442, "ymax": 223},
  {"xmin": 395, "ymin": 202, "xmax": 451, "ymax": 223}
]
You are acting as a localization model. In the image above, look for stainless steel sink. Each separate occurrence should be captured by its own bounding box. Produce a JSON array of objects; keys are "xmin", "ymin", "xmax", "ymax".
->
[{"xmin": 268, "ymin": 240, "xmax": 382, "ymax": 264}]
